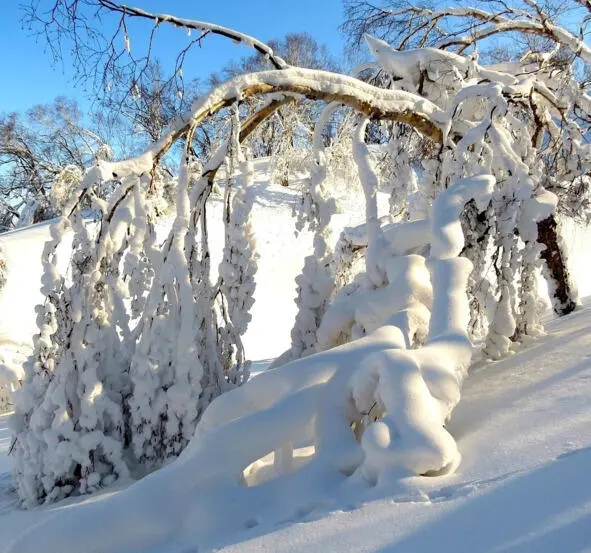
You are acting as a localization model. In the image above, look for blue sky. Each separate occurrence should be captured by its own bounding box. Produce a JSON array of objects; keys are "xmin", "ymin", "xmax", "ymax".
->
[{"xmin": 0, "ymin": 1, "xmax": 347, "ymax": 115}]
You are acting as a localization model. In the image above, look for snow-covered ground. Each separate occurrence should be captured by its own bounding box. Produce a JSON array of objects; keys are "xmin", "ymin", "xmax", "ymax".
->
[
  {"xmin": 218, "ymin": 302, "xmax": 591, "ymax": 553},
  {"xmin": 1, "ymin": 169, "xmax": 591, "ymax": 552},
  {"xmin": 1, "ymin": 301, "xmax": 591, "ymax": 551}
]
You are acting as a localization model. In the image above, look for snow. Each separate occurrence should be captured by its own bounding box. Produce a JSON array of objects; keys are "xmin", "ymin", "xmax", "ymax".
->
[
  {"xmin": 3, "ymin": 11, "xmax": 591, "ymax": 549},
  {"xmin": 364, "ymin": 35, "xmax": 476, "ymax": 88},
  {"xmin": 0, "ymin": 164, "xmax": 309, "ymax": 366},
  {"xmin": 0, "ymin": 222, "xmax": 73, "ymax": 353},
  {"xmin": 2, "ymin": 299, "xmax": 591, "ymax": 551},
  {"xmin": 430, "ymin": 174, "xmax": 494, "ymax": 258},
  {"xmin": 2, "ymin": 162, "xmax": 591, "ymax": 552},
  {"xmin": 217, "ymin": 303, "xmax": 591, "ymax": 553}
]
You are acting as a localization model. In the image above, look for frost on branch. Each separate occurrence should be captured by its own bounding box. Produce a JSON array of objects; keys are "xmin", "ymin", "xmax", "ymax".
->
[
  {"xmin": 50, "ymin": 165, "xmax": 84, "ymax": 215},
  {"xmin": 285, "ymin": 103, "xmax": 339, "ymax": 364},
  {"xmin": 383, "ymin": 128, "xmax": 419, "ymax": 219},
  {"xmin": 218, "ymin": 156, "xmax": 258, "ymax": 381}
]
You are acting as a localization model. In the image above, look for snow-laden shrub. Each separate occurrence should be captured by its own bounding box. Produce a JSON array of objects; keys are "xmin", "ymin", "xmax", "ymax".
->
[
  {"xmin": 51, "ymin": 165, "xmax": 84, "ymax": 214},
  {"xmin": 11, "ymin": 185, "xmax": 134, "ymax": 505},
  {"xmin": 127, "ymin": 160, "xmax": 204, "ymax": 470},
  {"xmin": 11, "ymin": 104, "xmax": 264, "ymax": 503}
]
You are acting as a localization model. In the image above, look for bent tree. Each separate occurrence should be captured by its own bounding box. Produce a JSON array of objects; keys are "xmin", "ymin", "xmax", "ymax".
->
[
  {"xmin": 343, "ymin": 0, "xmax": 591, "ymax": 317},
  {"xmin": 9, "ymin": 5, "xmax": 589, "ymax": 547}
]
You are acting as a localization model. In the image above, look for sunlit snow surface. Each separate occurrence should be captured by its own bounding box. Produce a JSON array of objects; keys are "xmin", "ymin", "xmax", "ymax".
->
[
  {"xmin": 1, "ymin": 168, "xmax": 591, "ymax": 552},
  {"xmin": 2, "ymin": 302, "xmax": 591, "ymax": 552}
]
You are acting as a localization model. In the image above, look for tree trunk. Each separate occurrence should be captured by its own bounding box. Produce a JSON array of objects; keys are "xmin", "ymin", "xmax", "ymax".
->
[{"xmin": 537, "ymin": 215, "xmax": 577, "ymax": 316}]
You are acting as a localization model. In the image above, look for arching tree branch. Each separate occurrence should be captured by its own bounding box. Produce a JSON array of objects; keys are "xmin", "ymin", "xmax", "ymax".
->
[{"xmin": 95, "ymin": 0, "xmax": 288, "ymax": 69}]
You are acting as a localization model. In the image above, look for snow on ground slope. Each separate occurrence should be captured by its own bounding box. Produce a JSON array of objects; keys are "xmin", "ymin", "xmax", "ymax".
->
[
  {"xmin": 218, "ymin": 304, "xmax": 591, "ymax": 553},
  {"xmin": 0, "ymin": 165, "xmax": 590, "ymax": 551},
  {"xmin": 0, "ymin": 161, "xmax": 375, "ymax": 367},
  {"xmin": 1, "ymin": 302, "xmax": 591, "ymax": 551}
]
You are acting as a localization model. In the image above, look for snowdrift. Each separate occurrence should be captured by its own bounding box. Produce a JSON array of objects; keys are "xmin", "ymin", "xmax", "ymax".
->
[{"xmin": 0, "ymin": 173, "xmax": 590, "ymax": 552}]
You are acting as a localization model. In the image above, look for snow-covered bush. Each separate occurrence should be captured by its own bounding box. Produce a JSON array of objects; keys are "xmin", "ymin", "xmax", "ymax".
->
[
  {"xmin": 11, "ymin": 185, "xmax": 133, "ymax": 505},
  {"xmin": 10, "ymin": 97, "xmax": 277, "ymax": 504},
  {"xmin": 359, "ymin": 35, "xmax": 581, "ymax": 342},
  {"xmin": 50, "ymin": 165, "xmax": 84, "ymax": 214},
  {"xmin": 126, "ymin": 158, "xmax": 203, "ymax": 471}
]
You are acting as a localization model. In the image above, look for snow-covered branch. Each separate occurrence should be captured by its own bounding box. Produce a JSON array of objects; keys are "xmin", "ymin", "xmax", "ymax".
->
[
  {"xmin": 97, "ymin": 0, "xmax": 288, "ymax": 69},
  {"xmin": 93, "ymin": 67, "xmax": 443, "ymax": 192},
  {"xmin": 345, "ymin": 2, "xmax": 591, "ymax": 63}
]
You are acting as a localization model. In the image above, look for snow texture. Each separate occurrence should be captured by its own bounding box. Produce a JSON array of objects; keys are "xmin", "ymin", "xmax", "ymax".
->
[
  {"xmin": 1, "ymin": 168, "xmax": 591, "ymax": 553},
  {"xmin": 2, "ymin": 162, "xmax": 493, "ymax": 552}
]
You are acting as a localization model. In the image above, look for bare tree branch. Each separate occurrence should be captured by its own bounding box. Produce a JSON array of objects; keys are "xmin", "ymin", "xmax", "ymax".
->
[
  {"xmin": 23, "ymin": 0, "xmax": 288, "ymax": 106},
  {"xmin": 342, "ymin": 1, "xmax": 591, "ymax": 64}
]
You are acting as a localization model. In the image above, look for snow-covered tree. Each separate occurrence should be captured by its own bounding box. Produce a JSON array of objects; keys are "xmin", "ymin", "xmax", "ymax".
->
[
  {"xmin": 343, "ymin": 0, "xmax": 591, "ymax": 230},
  {"xmin": 10, "ymin": 0, "xmax": 591, "ymax": 517},
  {"xmin": 11, "ymin": 172, "xmax": 135, "ymax": 505},
  {"xmin": 0, "ymin": 98, "xmax": 111, "ymax": 230},
  {"xmin": 342, "ymin": 11, "xmax": 586, "ymax": 330},
  {"xmin": 10, "ymin": 87, "xmax": 290, "ymax": 505}
]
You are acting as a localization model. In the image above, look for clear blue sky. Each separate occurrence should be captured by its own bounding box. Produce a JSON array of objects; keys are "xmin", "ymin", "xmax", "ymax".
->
[{"xmin": 0, "ymin": 1, "xmax": 348, "ymax": 115}]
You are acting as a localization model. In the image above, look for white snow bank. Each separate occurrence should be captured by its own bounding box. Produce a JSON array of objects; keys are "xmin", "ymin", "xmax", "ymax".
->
[
  {"xmin": 4, "ymin": 296, "xmax": 591, "ymax": 553},
  {"xmin": 217, "ymin": 300, "xmax": 591, "ymax": 553},
  {"xmin": 0, "ymin": 222, "xmax": 74, "ymax": 353}
]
